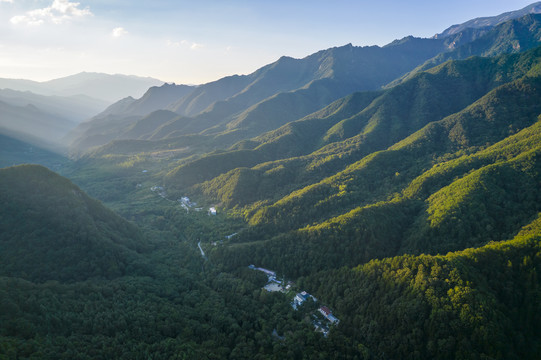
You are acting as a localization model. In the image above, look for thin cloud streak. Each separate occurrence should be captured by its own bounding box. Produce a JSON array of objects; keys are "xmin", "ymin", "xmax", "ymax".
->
[{"xmin": 166, "ymin": 39, "xmax": 204, "ymax": 50}]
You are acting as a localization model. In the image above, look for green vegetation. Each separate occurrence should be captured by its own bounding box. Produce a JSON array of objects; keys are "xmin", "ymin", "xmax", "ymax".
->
[
  {"xmin": 168, "ymin": 46, "xmax": 541, "ymax": 212},
  {"xmin": 0, "ymin": 165, "xmax": 366, "ymax": 359},
  {"xmin": 389, "ymin": 13, "xmax": 541, "ymax": 87},
  {"xmin": 4, "ymin": 15, "xmax": 541, "ymax": 358},
  {"xmin": 209, "ymin": 97, "xmax": 541, "ymax": 278},
  {"xmin": 0, "ymin": 165, "xmax": 147, "ymax": 282},
  {"xmin": 301, "ymin": 221, "xmax": 541, "ymax": 359}
]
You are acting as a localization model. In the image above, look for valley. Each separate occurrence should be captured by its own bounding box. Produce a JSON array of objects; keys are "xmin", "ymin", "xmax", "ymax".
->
[{"xmin": 2, "ymin": 3, "xmax": 541, "ymax": 359}]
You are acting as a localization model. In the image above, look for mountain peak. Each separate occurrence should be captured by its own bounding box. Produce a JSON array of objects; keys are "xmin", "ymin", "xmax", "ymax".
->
[{"xmin": 435, "ymin": 1, "xmax": 541, "ymax": 38}]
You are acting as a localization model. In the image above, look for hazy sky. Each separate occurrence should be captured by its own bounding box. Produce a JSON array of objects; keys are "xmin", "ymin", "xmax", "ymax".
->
[{"xmin": 0, "ymin": 0, "xmax": 537, "ymax": 84}]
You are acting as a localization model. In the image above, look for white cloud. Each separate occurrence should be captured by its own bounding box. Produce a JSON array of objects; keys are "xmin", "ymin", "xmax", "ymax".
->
[
  {"xmin": 165, "ymin": 40, "xmax": 180, "ymax": 47},
  {"xmin": 166, "ymin": 39, "xmax": 204, "ymax": 50},
  {"xmin": 10, "ymin": 0, "xmax": 92, "ymax": 26},
  {"xmin": 0, "ymin": 0, "xmax": 14, "ymax": 3},
  {"xmin": 112, "ymin": 27, "xmax": 128, "ymax": 38},
  {"xmin": 10, "ymin": 15, "xmax": 44, "ymax": 26}
]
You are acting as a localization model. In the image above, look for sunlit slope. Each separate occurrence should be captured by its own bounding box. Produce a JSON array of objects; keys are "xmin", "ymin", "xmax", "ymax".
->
[
  {"xmin": 301, "ymin": 215, "xmax": 541, "ymax": 359},
  {"xmin": 248, "ymin": 75, "xmax": 541, "ymax": 229},
  {"xmin": 170, "ymin": 47, "xmax": 541, "ymax": 209},
  {"xmin": 209, "ymin": 81, "xmax": 541, "ymax": 278}
]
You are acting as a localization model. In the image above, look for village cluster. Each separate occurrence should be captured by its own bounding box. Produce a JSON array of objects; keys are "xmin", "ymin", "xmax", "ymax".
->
[
  {"xmin": 149, "ymin": 188, "xmax": 217, "ymax": 215},
  {"xmin": 150, "ymin": 184, "xmax": 341, "ymax": 336},
  {"xmin": 150, "ymin": 185, "xmax": 167, "ymax": 199},
  {"xmin": 249, "ymin": 265, "xmax": 340, "ymax": 337},
  {"xmin": 179, "ymin": 196, "xmax": 216, "ymax": 215}
]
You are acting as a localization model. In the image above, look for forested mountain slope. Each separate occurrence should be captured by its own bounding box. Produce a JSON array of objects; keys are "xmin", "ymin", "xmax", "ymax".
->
[
  {"xmin": 210, "ymin": 115, "xmax": 541, "ymax": 283},
  {"xmin": 0, "ymin": 168, "xmax": 370, "ymax": 359},
  {"xmin": 390, "ymin": 13, "xmax": 541, "ymax": 87},
  {"xmin": 4, "ymin": 4, "xmax": 541, "ymax": 359},
  {"xmin": 206, "ymin": 52, "xmax": 541, "ymax": 278},
  {"xmin": 301, "ymin": 216, "xmax": 541, "ymax": 359},
  {"xmin": 171, "ymin": 46, "xmax": 541, "ymax": 208},
  {"xmin": 0, "ymin": 165, "xmax": 148, "ymax": 282}
]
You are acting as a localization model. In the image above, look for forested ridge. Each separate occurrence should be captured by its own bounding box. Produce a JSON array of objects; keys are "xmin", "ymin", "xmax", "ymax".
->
[
  {"xmin": 2, "ymin": 9, "xmax": 541, "ymax": 359},
  {"xmin": 0, "ymin": 165, "xmax": 149, "ymax": 283},
  {"xmin": 175, "ymin": 45, "xmax": 541, "ymax": 210},
  {"xmin": 301, "ymin": 216, "xmax": 541, "ymax": 359}
]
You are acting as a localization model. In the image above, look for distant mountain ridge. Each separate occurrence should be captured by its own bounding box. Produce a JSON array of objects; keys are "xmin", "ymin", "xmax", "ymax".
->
[
  {"xmin": 0, "ymin": 88, "xmax": 108, "ymax": 123},
  {"xmin": 68, "ymin": 12, "xmax": 541, "ymax": 157},
  {"xmin": 435, "ymin": 1, "xmax": 541, "ymax": 38},
  {"xmin": 89, "ymin": 83, "xmax": 195, "ymax": 120},
  {"xmin": 68, "ymin": 38, "xmax": 450, "ymax": 153},
  {"xmin": 0, "ymin": 100, "xmax": 76, "ymax": 145},
  {"xmin": 387, "ymin": 13, "xmax": 541, "ymax": 87},
  {"xmin": 0, "ymin": 72, "xmax": 164, "ymax": 103}
]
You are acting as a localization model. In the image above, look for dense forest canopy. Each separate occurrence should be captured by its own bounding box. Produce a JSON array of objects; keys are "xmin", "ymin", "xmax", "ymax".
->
[{"xmin": 2, "ymin": 7, "xmax": 541, "ymax": 359}]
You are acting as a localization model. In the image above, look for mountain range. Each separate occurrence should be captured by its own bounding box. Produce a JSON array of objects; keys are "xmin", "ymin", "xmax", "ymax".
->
[
  {"xmin": 67, "ymin": 38, "xmax": 450, "ymax": 154},
  {"xmin": 201, "ymin": 45, "xmax": 541, "ymax": 273},
  {"xmin": 67, "ymin": 12, "xmax": 541, "ymax": 159},
  {"xmin": 2, "ymin": 3, "xmax": 541, "ymax": 359},
  {"xmin": 435, "ymin": 1, "xmax": 541, "ymax": 38},
  {"xmin": 0, "ymin": 72, "xmax": 164, "ymax": 103},
  {"xmin": 0, "ymin": 73, "xmax": 164, "ymax": 151}
]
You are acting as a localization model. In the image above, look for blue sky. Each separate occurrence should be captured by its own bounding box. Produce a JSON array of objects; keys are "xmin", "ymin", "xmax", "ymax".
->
[{"xmin": 0, "ymin": 0, "xmax": 537, "ymax": 84}]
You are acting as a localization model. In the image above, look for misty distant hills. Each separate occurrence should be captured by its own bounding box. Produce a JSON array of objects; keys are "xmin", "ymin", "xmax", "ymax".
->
[
  {"xmin": 0, "ymin": 100, "xmax": 76, "ymax": 145},
  {"xmin": 0, "ymin": 74, "xmax": 165, "ymax": 150},
  {"xmin": 0, "ymin": 72, "xmax": 164, "ymax": 103},
  {"xmin": 0, "ymin": 89, "xmax": 112, "ymax": 150},
  {"xmin": 0, "ymin": 88, "xmax": 108, "ymax": 123},
  {"xmin": 0, "ymin": 133, "xmax": 68, "ymax": 169}
]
